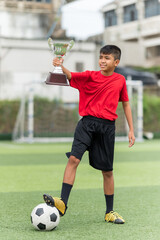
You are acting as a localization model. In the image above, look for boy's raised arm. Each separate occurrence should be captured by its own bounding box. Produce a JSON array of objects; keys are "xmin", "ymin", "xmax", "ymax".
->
[{"xmin": 61, "ymin": 65, "xmax": 72, "ymax": 80}]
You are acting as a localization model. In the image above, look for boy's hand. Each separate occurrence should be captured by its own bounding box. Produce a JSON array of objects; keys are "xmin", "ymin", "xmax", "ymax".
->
[
  {"xmin": 52, "ymin": 57, "xmax": 71, "ymax": 80},
  {"xmin": 128, "ymin": 130, "xmax": 135, "ymax": 147},
  {"xmin": 53, "ymin": 57, "xmax": 64, "ymax": 67}
]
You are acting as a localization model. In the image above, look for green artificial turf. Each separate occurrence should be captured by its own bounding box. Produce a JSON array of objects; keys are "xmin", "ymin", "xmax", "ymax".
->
[{"xmin": 0, "ymin": 140, "xmax": 160, "ymax": 240}]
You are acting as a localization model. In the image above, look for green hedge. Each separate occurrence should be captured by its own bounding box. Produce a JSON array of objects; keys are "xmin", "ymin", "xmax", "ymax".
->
[
  {"xmin": 143, "ymin": 94, "xmax": 160, "ymax": 136},
  {"xmin": 0, "ymin": 98, "xmax": 79, "ymax": 140},
  {"xmin": 0, "ymin": 95, "xmax": 160, "ymax": 140},
  {"xmin": 134, "ymin": 66, "xmax": 160, "ymax": 75},
  {"xmin": 0, "ymin": 100, "xmax": 20, "ymax": 140}
]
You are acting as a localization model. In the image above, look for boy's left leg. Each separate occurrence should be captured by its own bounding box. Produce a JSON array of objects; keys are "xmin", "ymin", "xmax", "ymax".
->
[{"xmin": 102, "ymin": 171, "xmax": 125, "ymax": 224}]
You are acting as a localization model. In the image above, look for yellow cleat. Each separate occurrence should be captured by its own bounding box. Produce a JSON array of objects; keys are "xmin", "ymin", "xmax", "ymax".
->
[
  {"xmin": 43, "ymin": 194, "xmax": 67, "ymax": 216},
  {"xmin": 105, "ymin": 211, "xmax": 125, "ymax": 224}
]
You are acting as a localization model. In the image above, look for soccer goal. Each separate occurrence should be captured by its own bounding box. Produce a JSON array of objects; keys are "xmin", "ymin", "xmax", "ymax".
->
[
  {"xmin": 116, "ymin": 80, "xmax": 143, "ymax": 142},
  {"xmin": 12, "ymin": 80, "xmax": 143, "ymax": 143}
]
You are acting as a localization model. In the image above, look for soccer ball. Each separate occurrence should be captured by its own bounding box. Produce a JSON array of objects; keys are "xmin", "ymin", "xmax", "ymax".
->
[{"xmin": 31, "ymin": 203, "xmax": 60, "ymax": 231}]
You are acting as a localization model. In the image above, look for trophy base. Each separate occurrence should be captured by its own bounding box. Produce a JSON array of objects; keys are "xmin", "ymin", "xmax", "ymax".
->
[{"xmin": 45, "ymin": 72, "xmax": 69, "ymax": 86}]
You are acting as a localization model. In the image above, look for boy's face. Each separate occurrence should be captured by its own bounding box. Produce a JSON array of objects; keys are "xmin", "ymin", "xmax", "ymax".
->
[{"xmin": 99, "ymin": 53, "xmax": 119, "ymax": 75}]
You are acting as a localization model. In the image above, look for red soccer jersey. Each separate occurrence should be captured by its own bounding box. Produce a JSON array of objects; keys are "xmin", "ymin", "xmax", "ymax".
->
[{"xmin": 70, "ymin": 71, "xmax": 129, "ymax": 121}]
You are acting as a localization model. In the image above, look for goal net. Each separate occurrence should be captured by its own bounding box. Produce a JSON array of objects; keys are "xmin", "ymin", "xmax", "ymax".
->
[{"xmin": 12, "ymin": 80, "xmax": 143, "ymax": 143}]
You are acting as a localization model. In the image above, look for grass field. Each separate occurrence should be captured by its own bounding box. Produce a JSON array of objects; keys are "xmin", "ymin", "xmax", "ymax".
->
[{"xmin": 0, "ymin": 140, "xmax": 160, "ymax": 240}]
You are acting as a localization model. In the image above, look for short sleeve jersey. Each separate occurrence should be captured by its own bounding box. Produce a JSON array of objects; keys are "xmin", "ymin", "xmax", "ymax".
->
[{"xmin": 70, "ymin": 70, "xmax": 129, "ymax": 121}]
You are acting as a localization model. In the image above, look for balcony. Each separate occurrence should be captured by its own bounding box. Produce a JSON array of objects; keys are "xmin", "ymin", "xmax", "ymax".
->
[
  {"xmin": 140, "ymin": 16, "xmax": 160, "ymax": 38},
  {"xmin": 104, "ymin": 21, "xmax": 139, "ymax": 42},
  {"xmin": 0, "ymin": 0, "xmax": 52, "ymax": 13},
  {"xmin": 120, "ymin": 21, "xmax": 139, "ymax": 40},
  {"xmin": 105, "ymin": 14, "xmax": 160, "ymax": 42}
]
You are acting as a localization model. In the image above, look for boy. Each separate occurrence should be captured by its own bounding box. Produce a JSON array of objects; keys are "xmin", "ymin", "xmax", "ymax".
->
[{"xmin": 43, "ymin": 45, "xmax": 135, "ymax": 224}]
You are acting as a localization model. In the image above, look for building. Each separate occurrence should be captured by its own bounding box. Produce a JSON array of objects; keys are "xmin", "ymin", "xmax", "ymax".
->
[
  {"xmin": 0, "ymin": 0, "xmax": 75, "ymax": 39},
  {"xmin": 0, "ymin": 37, "xmax": 99, "ymax": 102},
  {"xmin": 0, "ymin": 0, "xmax": 56, "ymax": 39},
  {"xmin": 0, "ymin": 0, "xmax": 99, "ymax": 103},
  {"xmin": 102, "ymin": 0, "xmax": 160, "ymax": 67}
]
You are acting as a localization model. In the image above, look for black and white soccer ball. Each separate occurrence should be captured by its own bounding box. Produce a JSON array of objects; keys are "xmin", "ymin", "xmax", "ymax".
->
[{"xmin": 31, "ymin": 203, "xmax": 60, "ymax": 231}]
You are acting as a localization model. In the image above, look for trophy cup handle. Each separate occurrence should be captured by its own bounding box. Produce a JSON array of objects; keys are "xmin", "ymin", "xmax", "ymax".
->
[
  {"xmin": 67, "ymin": 40, "xmax": 74, "ymax": 52},
  {"xmin": 48, "ymin": 38, "xmax": 54, "ymax": 51}
]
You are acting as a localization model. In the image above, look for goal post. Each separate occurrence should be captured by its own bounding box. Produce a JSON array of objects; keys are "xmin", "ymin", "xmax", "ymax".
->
[
  {"xmin": 116, "ymin": 80, "xmax": 143, "ymax": 142},
  {"xmin": 12, "ymin": 80, "xmax": 143, "ymax": 143}
]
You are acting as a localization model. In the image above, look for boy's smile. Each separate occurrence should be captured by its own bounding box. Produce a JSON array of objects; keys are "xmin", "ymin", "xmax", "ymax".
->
[{"xmin": 99, "ymin": 53, "xmax": 119, "ymax": 76}]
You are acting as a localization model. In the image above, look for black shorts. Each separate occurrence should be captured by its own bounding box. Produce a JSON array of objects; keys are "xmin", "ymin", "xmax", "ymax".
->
[{"xmin": 67, "ymin": 116, "xmax": 115, "ymax": 171}]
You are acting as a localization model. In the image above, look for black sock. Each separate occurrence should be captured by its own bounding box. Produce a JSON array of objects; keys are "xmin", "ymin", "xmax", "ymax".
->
[
  {"xmin": 105, "ymin": 194, "xmax": 114, "ymax": 214},
  {"xmin": 60, "ymin": 183, "xmax": 73, "ymax": 206}
]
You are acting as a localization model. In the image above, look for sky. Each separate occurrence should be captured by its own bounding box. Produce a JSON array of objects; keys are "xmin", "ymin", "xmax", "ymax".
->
[{"xmin": 62, "ymin": 0, "xmax": 114, "ymax": 40}]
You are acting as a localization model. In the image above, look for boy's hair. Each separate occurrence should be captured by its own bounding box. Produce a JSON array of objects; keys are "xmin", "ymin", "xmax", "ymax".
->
[{"xmin": 100, "ymin": 45, "xmax": 121, "ymax": 60}]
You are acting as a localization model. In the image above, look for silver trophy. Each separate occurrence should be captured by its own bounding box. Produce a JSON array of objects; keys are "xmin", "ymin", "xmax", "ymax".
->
[{"xmin": 45, "ymin": 38, "xmax": 74, "ymax": 86}]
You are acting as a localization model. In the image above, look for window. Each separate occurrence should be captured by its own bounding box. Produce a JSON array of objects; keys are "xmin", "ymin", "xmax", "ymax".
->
[
  {"xmin": 104, "ymin": 10, "xmax": 117, "ymax": 27},
  {"xmin": 146, "ymin": 45, "xmax": 160, "ymax": 59},
  {"xmin": 145, "ymin": 0, "xmax": 160, "ymax": 18},
  {"xmin": 155, "ymin": 45, "xmax": 160, "ymax": 56},
  {"xmin": 123, "ymin": 4, "xmax": 138, "ymax": 23}
]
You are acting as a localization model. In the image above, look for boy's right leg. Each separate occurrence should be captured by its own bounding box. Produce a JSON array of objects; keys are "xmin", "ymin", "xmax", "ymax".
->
[
  {"xmin": 43, "ymin": 155, "xmax": 80, "ymax": 216},
  {"xmin": 63, "ymin": 155, "xmax": 80, "ymax": 185}
]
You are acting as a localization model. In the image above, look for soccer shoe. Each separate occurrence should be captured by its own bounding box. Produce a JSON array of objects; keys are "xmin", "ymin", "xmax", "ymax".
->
[
  {"xmin": 43, "ymin": 194, "xmax": 67, "ymax": 216},
  {"xmin": 105, "ymin": 211, "xmax": 125, "ymax": 224}
]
